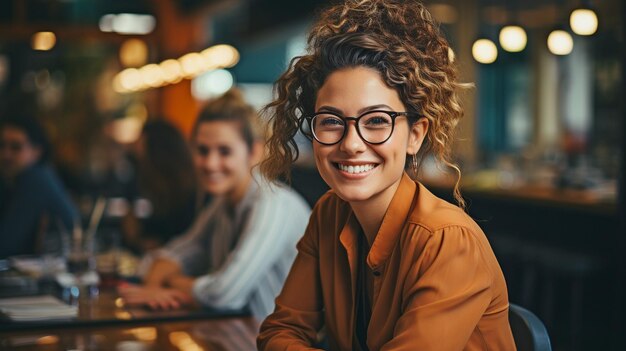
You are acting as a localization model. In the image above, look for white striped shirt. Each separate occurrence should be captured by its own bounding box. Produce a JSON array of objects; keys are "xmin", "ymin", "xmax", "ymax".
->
[{"xmin": 161, "ymin": 177, "xmax": 311, "ymax": 320}]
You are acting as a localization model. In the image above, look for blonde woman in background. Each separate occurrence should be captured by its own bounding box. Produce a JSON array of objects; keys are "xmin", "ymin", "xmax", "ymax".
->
[{"xmin": 120, "ymin": 90, "xmax": 311, "ymax": 320}]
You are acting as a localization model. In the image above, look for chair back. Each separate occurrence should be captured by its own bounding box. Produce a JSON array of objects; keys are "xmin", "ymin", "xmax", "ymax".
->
[{"xmin": 509, "ymin": 303, "xmax": 552, "ymax": 351}]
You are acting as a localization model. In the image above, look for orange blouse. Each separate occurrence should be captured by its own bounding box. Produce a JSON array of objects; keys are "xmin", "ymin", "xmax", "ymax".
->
[{"xmin": 258, "ymin": 174, "xmax": 516, "ymax": 350}]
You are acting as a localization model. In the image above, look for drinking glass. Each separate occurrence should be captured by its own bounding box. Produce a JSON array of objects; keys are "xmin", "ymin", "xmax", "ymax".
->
[
  {"xmin": 60, "ymin": 224, "xmax": 98, "ymax": 301},
  {"xmin": 94, "ymin": 229, "xmax": 120, "ymax": 290}
]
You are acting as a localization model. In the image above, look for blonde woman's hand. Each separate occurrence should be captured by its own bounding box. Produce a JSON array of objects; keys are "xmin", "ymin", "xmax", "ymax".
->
[{"xmin": 118, "ymin": 284, "xmax": 194, "ymax": 310}]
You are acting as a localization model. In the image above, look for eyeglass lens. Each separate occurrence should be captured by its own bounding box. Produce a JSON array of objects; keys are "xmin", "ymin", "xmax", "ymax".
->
[{"xmin": 311, "ymin": 111, "xmax": 394, "ymax": 144}]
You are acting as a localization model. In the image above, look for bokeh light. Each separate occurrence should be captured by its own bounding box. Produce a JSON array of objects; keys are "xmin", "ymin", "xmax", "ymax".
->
[
  {"xmin": 472, "ymin": 38, "xmax": 498, "ymax": 64},
  {"xmin": 32, "ymin": 32, "xmax": 56, "ymax": 51},
  {"xmin": 119, "ymin": 39, "xmax": 148, "ymax": 67},
  {"xmin": 547, "ymin": 30, "xmax": 574, "ymax": 56},
  {"xmin": 570, "ymin": 8, "xmax": 598, "ymax": 36},
  {"xmin": 499, "ymin": 25, "xmax": 527, "ymax": 52}
]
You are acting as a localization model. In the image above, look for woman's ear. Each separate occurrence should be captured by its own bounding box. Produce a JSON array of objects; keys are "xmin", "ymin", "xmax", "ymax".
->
[{"xmin": 406, "ymin": 117, "xmax": 429, "ymax": 155}]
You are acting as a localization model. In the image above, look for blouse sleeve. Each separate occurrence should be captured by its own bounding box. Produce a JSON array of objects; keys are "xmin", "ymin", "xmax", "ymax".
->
[
  {"xmin": 191, "ymin": 188, "xmax": 310, "ymax": 311},
  {"xmin": 155, "ymin": 204, "xmax": 216, "ymax": 275},
  {"xmin": 256, "ymin": 201, "xmax": 325, "ymax": 351},
  {"xmin": 380, "ymin": 225, "xmax": 495, "ymax": 351}
]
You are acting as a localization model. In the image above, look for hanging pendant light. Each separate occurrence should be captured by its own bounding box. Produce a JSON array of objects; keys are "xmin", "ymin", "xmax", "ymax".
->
[
  {"xmin": 547, "ymin": 29, "xmax": 574, "ymax": 56},
  {"xmin": 570, "ymin": 6, "xmax": 598, "ymax": 36},
  {"xmin": 497, "ymin": 0, "xmax": 527, "ymax": 53},
  {"xmin": 499, "ymin": 25, "xmax": 527, "ymax": 52},
  {"xmin": 472, "ymin": 38, "xmax": 498, "ymax": 64}
]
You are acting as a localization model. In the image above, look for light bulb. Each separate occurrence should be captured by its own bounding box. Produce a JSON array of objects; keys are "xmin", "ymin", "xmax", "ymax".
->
[
  {"xmin": 118, "ymin": 68, "xmax": 144, "ymax": 91},
  {"xmin": 547, "ymin": 30, "xmax": 574, "ymax": 56},
  {"xmin": 472, "ymin": 39, "xmax": 498, "ymax": 64},
  {"xmin": 570, "ymin": 8, "xmax": 598, "ymax": 36},
  {"xmin": 32, "ymin": 32, "xmax": 56, "ymax": 51},
  {"xmin": 191, "ymin": 69, "xmax": 234, "ymax": 100},
  {"xmin": 160, "ymin": 59, "xmax": 183, "ymax": 84},
  {"xmin": 119, "ymin": 39, "xmax": 148, "ymax": 67},
  {"xmin": 201, "ymin": 45, "xmax": 240, "ymax": 69},
  {"xmin": 180, "ymin": 53, "xmax": 206, "ymax": 77},
  {"xmin": 139, "ymin": 64, "xmax": 165, "ymax": 87},
  {"xmin": 499, "ymin": 25, "xmax": 527, "ymax": 52}
]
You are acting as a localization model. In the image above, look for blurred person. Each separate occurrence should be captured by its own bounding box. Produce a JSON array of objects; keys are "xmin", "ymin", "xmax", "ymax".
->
[
  {"xmin": 257, "ymin": 0, "xmax": 515, "ymax": 350},
  {"xmin": 119, "ymin": 90, "xmax": 311, "ymax": 320},
  {"xmin": 0, "ymin": 115, "xmax": 78, "ymax": 258},
  {"xmin": 123, "ymin": 119, "xmax": 200, "ymax": 253}
]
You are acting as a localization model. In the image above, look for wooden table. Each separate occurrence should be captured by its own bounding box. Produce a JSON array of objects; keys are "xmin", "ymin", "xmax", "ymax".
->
[
  {"xmin": 0, "ymin": 289, "xmax": 249, "ymax": 331},
  {"xmin": 0, "ymin": 284, "xmax": 259, "ymax": 350},
  {"xmin": 0, "ymin": 317, "xmax": 260, "ymax": 350}
]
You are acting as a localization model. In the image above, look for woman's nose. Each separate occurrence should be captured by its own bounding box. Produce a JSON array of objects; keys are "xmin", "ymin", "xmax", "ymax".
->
[
  {"xmin": 339, "ymin": 122, "xmax": 366, "ymax": 155},
  {"xmin": 203, "ymin": 152, "xmax": 220, "ymax": 170}
]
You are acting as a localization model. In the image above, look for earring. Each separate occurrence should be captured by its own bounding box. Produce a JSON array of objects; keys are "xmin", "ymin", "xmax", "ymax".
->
[{"xmin": 412, "ymin": 154, "xmax": 418, "ymax": 175}]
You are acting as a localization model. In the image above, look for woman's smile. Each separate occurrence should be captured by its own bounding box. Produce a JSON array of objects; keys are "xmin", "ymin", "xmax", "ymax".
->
[{"xmin": 313, "ymin": 66, "xmax": 420, "ymax": 206}]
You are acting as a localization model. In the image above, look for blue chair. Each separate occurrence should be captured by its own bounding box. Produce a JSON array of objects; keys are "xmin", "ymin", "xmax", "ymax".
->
[{"xmin": 509, "ymin": 303, "xmax": 552, "ymax": 351}]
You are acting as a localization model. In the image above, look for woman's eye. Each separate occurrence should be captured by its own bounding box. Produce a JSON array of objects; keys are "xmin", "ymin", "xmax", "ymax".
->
[
  {"xmin": 319, "ymin": 117, "xmax": 344, "ymax": 127},
  {"xmin": 218, "ymin": 147, "xmax": 232, "ymax": 156},
  {"xmin": 196, "ymin": 145, "xmax": 209, "ymax": 156},
  {"xmin": 363, "ymin": 116, "xmax": 392, "ymax": 126}
]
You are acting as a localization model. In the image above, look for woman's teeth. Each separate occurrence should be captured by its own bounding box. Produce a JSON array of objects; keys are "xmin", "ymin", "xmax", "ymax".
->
[{"xmin": 337, "ymin": 163, "xmax": 376, "ymax": 174}]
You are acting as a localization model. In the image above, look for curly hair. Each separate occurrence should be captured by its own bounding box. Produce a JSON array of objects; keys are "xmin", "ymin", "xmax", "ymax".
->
[{"xmin": 260, "ymin": 0, "xmax": 467, "ymax": 207}]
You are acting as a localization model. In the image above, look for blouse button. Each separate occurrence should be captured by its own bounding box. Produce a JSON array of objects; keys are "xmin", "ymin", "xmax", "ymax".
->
[{"xmin": 373, "ymin": 271, "xmax": 381, "ymax": 277}]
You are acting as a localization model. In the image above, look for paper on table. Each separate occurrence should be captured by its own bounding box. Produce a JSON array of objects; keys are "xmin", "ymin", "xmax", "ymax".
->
[
  {"xmin": 10, "ymin": 256, "xmax": 66, "ymax": 277},
  {"xmin": 0, "ymin": 295, "xmax": 77, "ymax": 321}
]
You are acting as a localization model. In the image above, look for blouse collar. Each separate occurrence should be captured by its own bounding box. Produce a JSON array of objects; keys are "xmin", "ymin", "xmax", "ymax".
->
[
  {"xmin": 367, "ymin": 173, "xmax": 417, "ymax": 268},
  {"xmin": 339, "ymin": 173, "xmax": 417, "ymax": 270}
]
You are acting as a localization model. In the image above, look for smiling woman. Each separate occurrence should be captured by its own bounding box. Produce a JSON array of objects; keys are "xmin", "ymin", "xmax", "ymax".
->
[
  {"xmin": 119, "ymin": 90, "xmax": 311, "ymax": 320},
  {"xmin": 257, "ymin": 0, "xmax": 516, "ymax": 350},
  {"xmin": 311, "ymin": 67, "xmax": 428, "ymax": 225}
]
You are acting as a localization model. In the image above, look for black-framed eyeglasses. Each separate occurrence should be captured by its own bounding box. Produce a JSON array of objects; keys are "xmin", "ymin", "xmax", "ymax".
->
[{"xmin": 301, "ymin": 110, "xmax": 419, "ymax": 145}]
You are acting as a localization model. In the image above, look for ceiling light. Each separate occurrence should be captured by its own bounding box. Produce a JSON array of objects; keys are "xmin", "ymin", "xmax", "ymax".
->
[
  {"xmin": 119, "ymin": 39, "xmax": 148, "ymax": 67},
  {"xmin": 499, "ymin": 25, "xmax": 527, "ymax": 52},
  {"xmin": 192, "ymin": 69, "xmax": 234, "ymax": 100},
  {"xmin": 201, "ymin": 45, "xmax": 240, "ymax": 69},
  {"xmin": 570, "ymin": 8, "xmax": 598, "ymax": 36},
  {"xmin": 472, "ymin": 38, "xmax": 498, "ymax": 64},
  {"xmin": 180, "ymin": 53, "xmax": 206, "ymax": 77},
  {"xmin": 99, "ymin": 14, "xmax": 156, "ymax": 35},
  {"xmin": 160, "ymin": 59, "xmax": 183, "ymax": 84},
  {"xmin": 99, "ymin": 14, "xmax": 115, "ymax": 32},
  {"xmin": 32, "ymin": 32, "xmax": 56, "ymax": 51},
  {"xmin": 547, "ymin": 30, "xmax": 574, "ymax": 55},
  {"xmin": 118, "ymin": 68, "xmax": 143, "ymax": 92},
  {"xmin": 139, "ymin": 64, "xmax": 165, "ymax": 87},
  {"xmin": 113, "ymin": 44, "xmax": 240, "ymax": 93}
]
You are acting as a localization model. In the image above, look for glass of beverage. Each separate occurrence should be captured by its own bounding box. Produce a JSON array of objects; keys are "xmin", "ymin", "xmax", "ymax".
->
[
  {"xmin": 62, "ymin": 224, "xmax": 98, "ymax": 300},
  {"xmin": 94, "ymin": 229, "xmax": 120, "ymax": 290}
]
